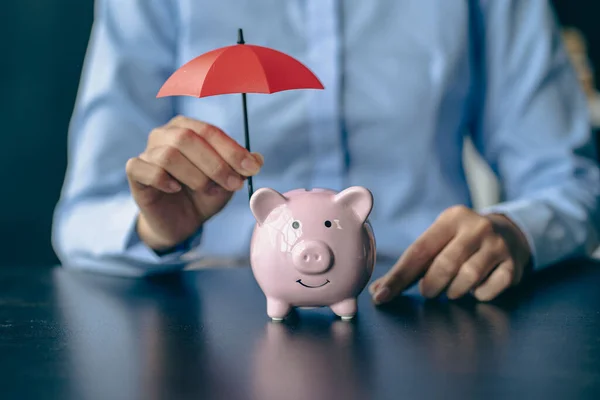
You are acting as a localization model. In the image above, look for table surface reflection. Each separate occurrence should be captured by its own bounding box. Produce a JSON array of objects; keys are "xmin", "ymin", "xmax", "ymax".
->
[{"xmin": 1, "ymin": 259, "xmax": 600, "ymax": 400}]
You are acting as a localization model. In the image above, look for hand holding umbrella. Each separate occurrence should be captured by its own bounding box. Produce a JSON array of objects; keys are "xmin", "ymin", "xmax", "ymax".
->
[{"xmin": 157, "ymin": 29, "xmax": 324, "ymax": 200}]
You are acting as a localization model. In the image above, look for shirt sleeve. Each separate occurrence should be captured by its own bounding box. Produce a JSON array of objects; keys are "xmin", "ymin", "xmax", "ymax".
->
[
  {"xmin": 470, "ymin": 0, "xmax": 600, "ymax": 269},
  {"xmin": 51, "ymin": 0, "xmax": 203, "ymax": 276}
]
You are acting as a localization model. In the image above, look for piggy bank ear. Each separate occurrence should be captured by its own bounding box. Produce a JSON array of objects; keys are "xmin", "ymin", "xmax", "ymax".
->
[
  {"xmin": 334, "ymin": 186, "xmax": 373, "ymax": 223},
  {"xmin": 250, "ymin": 188, "xmax": 287, "ymax": 224}
]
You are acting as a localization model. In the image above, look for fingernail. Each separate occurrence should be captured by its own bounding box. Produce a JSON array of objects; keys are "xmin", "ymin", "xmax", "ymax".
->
[
  {"xmin": 373, "ymin": 286, "xmax": 391, "ymax": 304},
  {"xmin": 241, "ymin": 156, "xmax": 260, "ymax": 173},
  {"xmin": 418, "ymin": 280, "xmax": 433, "ymax": 299},
  {"xmin": 473, "ymin": 287, "xmax": 489, "ymax": 301},
  {"xmin": 368, "ymin": 281, "xmax": 381, "ymax": 295},
  {"xmin": 252, "ymin": 152, "xmax": 264, "ymax": 166},
  {"xmin": 168, "ymin": 181, "xmax": 181, "ymax": 192},
  {"xmin": 227, "ymin": 176, "xmax": 243, "ymax": 190}
]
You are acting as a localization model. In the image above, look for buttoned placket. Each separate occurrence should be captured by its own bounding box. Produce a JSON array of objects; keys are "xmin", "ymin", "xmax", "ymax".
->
[{"xmin": 304, "ymin": 0, "xmax": 345, "ymax": 190}]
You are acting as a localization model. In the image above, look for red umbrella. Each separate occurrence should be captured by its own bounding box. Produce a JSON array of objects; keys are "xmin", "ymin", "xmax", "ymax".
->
[{"xmin": 157, "ymin": 29, "xmax": 324, "ymax": 199}]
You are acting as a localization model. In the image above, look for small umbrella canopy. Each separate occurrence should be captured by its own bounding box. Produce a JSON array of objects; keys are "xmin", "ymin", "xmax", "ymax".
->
[
  {"xmin": 156, "ymin": 29, "xmax": 324, "ymax": 200},
  {"xmin": 157, "ymin": 44, "xmax": 324, "ymax": 97}
]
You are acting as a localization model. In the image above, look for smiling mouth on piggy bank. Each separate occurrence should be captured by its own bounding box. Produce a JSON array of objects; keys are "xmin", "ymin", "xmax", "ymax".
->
[{"xmin": 296, "ymin": 279, "xmax": 330, "ymax": 288}]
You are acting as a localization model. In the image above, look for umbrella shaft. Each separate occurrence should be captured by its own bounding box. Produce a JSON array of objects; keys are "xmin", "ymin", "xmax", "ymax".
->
[{"xmin": 241, "ymin": 93, "xmax": 253, "ymax": 199}]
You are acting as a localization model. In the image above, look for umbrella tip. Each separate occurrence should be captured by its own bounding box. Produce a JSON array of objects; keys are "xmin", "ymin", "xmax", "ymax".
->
[{"xmin": 237, "ymin": 28, "xmax": 245, "ymax": 44}]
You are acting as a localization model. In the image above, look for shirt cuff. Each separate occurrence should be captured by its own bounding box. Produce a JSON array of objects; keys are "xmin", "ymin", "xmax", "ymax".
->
[
  {"xmin": 54, "ymin": 192, "xmax": 206, "ymax": 277},
  {"xmin": 123, "ymin": 213, "xmax": 204, "ymax": 265},
  {"xmin": 480, "ymin": 199, "xmax": 543, "ymax": 269}
]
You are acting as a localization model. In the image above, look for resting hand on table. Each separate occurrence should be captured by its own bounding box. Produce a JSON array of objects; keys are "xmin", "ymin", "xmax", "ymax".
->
[
  {"xmin": 125, "ymin": 116, "xmax": 263, "ymax": 251},
  {"xmin": 369, "ymin": 205, "xmax": 531, "ymax": 302}
]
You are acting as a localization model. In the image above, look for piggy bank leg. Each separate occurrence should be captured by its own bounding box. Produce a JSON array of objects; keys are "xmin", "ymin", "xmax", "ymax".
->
[
  {"xmin": 267, "ymin": 298, "xmax": 291, "ymax": 321},
  {"xmin": 330, "ymin": 298, "xmax": 357, "ymax": 321}
]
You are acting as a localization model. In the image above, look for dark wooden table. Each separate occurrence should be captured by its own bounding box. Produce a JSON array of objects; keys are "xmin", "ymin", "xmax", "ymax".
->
[{"xmin": 2, "ymin": 259, "xmax": 600, "ymax": 400}]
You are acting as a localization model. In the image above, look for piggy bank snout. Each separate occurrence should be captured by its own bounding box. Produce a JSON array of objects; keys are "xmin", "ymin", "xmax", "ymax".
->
[{"xmin": 292, "ymin": 241, "xmax": 333, "ymax": 274}]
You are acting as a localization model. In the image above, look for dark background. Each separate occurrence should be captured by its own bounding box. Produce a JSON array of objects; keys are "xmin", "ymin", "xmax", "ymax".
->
[
  {"xmin": 1, "ymin": 1, "xmax": 598, "ymax": 268},
  {"xmin": 553, "ymin": 0, "xmax": 600, "ymax": 74}
]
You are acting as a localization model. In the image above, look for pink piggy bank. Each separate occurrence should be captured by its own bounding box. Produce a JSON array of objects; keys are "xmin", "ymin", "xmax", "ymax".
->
[{"xmin": 249, "ymin": 186, "xmax": 376, "ymax": 321}]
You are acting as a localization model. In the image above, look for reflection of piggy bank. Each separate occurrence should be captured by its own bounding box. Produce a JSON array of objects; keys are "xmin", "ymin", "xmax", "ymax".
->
[
  {"xmin": 249, "ymin": 186, "xmax": 376, "ymax": 321},
  {"xmin": 252, "ymin": 320, "xmax": 368, "ymax": 400}
]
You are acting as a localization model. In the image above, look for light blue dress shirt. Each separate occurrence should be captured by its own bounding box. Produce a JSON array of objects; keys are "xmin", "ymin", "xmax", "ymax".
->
[{"xmin": 52, "ymin": 0, "xmax": 600, "ymax": 276}]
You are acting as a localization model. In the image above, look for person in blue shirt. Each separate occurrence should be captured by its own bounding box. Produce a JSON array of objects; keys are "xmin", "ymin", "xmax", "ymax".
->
[{"xmin": 52, "ymin": 0, "xmax": 600, "ymax": 305}]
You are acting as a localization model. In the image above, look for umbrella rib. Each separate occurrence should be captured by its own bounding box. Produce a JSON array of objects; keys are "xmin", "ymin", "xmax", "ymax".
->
[
  {"xmin": 198, "ymin": 49, "xmax": 233, "ymax": 97},
  {"xmin": 248, "ymin": 48, "xmax": 272, "ymax": 93}
]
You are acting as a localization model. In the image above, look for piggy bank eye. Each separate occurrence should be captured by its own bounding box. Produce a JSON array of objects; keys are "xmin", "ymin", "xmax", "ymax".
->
[
  {"xmin": 292, "ymin": 221, "xmax": 301, "ymax": 229},
  {"xmin": 324, "ymin": 220, "xmax": 332, "ymax": 228}
]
